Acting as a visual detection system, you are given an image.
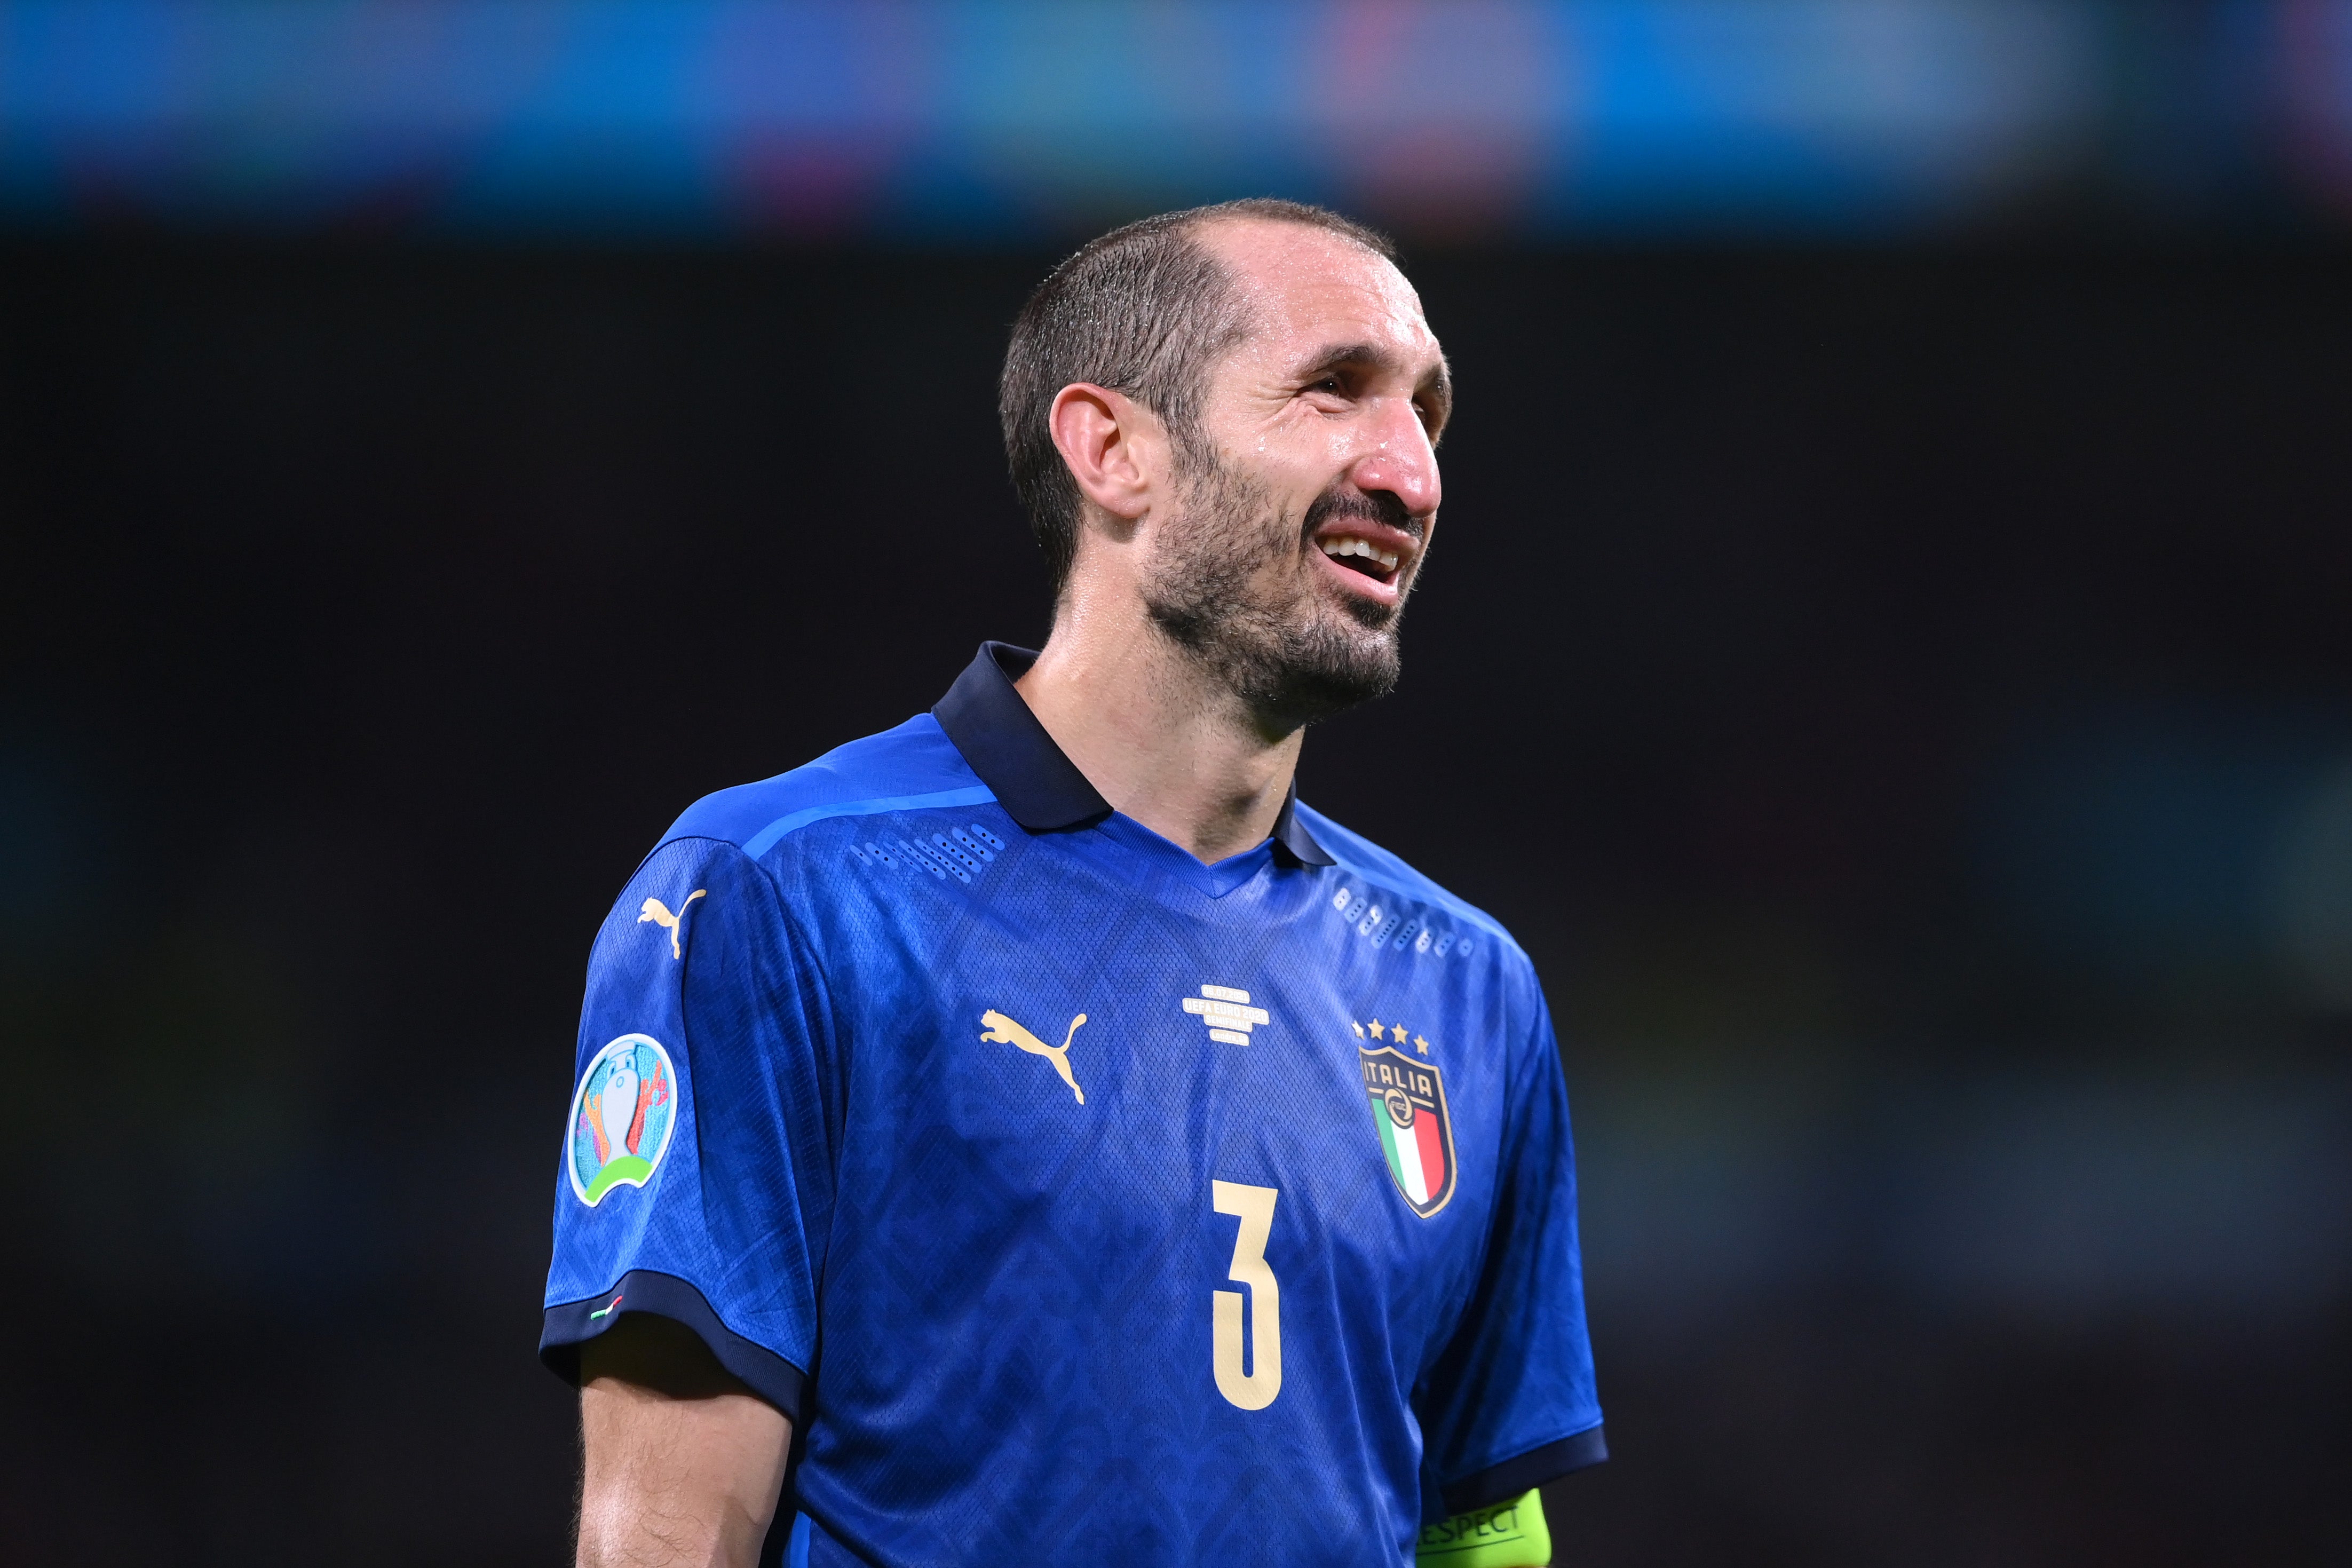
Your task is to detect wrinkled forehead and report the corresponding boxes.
[1196,219,1439,368]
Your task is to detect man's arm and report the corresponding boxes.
[577,1314,793,1568]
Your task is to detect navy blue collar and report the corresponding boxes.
[933,643,1333,868]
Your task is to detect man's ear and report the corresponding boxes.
[1049,383,1162,523]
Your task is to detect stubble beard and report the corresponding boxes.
[1140,449,1413,731]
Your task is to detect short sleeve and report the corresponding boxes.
[538,836,829,1420]
[1417,991,1606,1516]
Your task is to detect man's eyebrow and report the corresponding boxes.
[1297,342,1454,415]
[1296,340,1399,378]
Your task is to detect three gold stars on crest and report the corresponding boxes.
[1352,1017,1432,1056]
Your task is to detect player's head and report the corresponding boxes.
[1001,198,1450,727]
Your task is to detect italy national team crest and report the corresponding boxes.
[1360,1045,1456,1216]
[568,1034,678,1206]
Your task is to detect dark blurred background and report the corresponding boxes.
[4,3,2352,1564]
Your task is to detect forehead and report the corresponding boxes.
[1196,219,1439,368]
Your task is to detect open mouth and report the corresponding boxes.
[1316,531,1407,588]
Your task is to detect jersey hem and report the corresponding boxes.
[1440,1423,1609,1515]
[540,1269,809,1421]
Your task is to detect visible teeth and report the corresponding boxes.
[1319,536,1390,564]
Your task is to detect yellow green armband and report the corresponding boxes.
[1416,1488,1550,1567]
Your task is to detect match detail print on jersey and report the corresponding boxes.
[979,1008,1088,1104]
[568,1034,678,1206]
[1181,983,1271,1045]
[1361,1045,1458,1216]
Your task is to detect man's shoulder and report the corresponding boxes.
[656,712,991,864]
[1294,802,1530,971]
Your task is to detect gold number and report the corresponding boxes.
[1211,1179,1282,1410]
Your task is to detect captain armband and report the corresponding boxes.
[1417,1488,1550,1568]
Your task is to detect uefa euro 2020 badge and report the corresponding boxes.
[568,1034,678,1206]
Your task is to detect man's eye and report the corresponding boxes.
[1310,377,1343,394]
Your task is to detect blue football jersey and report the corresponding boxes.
[542,644,1604,1567]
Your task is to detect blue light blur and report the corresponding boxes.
[2,0,2347,238]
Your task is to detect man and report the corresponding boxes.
[542,199,1604,1568]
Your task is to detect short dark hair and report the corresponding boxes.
[1000,199,1398,598]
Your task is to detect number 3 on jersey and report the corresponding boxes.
[1211,1181,1282,1410]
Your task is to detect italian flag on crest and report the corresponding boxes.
[1361,1046,1457,1216]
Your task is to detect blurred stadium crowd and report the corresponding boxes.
[0,1,2350,239]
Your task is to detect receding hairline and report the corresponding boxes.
[1179,214,1447,415]
[1176,213,1431,343]
[1183,206,1393,248]
[1179,209,1409,291]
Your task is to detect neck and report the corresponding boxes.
[1016,607,1301,866]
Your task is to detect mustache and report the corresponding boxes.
[1302,487,1421,542]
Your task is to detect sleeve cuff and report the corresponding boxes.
[540,1269,808,1422]
[1440,1424,1609,1515]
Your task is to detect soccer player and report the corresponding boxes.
[543,199,1603,1568]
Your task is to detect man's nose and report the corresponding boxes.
[1349,405,1442,520]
